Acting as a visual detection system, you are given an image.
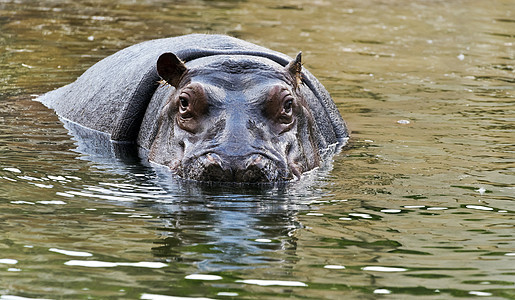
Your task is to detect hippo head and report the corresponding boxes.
[148,53,322,183]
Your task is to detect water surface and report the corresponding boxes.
[1,0,514,299]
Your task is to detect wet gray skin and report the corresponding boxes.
[149,54,320,182]
[38,35,349,183]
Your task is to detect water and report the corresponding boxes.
[1,0,514,299]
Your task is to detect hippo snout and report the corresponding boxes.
[181,153,292,183]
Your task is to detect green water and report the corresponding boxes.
[0,0,514,299]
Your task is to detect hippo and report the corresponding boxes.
[39,34,349,183]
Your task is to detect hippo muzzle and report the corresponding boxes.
[181,152,290,183]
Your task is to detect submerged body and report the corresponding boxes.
[39,34,348,182]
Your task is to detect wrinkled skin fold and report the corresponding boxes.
[38,34,349,183]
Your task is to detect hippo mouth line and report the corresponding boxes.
[178,152,292,183]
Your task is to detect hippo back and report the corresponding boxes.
[39,34,348,148]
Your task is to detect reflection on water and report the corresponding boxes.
[1,0,514,299]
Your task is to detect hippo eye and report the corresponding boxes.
[179,95,189,109]
[178,93,191,115]
[174,83,208,134]
[283,98,293,114]
[265,86,296,131]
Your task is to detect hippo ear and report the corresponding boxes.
[285,52,302,86]
[157,52,187,88]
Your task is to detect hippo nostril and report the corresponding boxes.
[206,153,216,163]
[196,153,232,182]
[236,154,276,183]
[253,155,262,164]
[244,154,263,169]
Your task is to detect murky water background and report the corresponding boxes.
[1,0,514,299]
